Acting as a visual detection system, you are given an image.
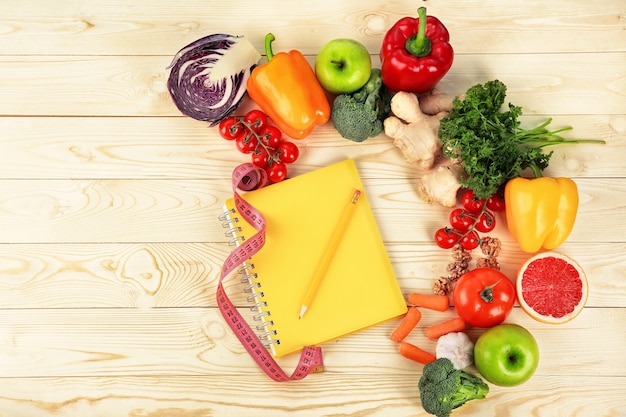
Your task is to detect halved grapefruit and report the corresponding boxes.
[516,251,588,324]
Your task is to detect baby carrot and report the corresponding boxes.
[390,307,422,342]
[399,342,436,365]
[407,292,450,312]
[425,317,466,340]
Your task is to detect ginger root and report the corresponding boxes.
[419,88,461,116]
[384,89,464,207]
[417,162,464,207]
[384,91,447,170]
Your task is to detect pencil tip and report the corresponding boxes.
[298,305,307,320]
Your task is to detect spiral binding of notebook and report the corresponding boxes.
[219,207,280,356]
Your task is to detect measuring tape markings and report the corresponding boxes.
[216,163,324,382]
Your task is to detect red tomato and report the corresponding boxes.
[266,162,287,183]
[218,117,245,140]
[260,125,282,148]
[244,109,268,133]
[486,192,505,212]
[235,133,258,154]
[453,268,516,328]
[434,227,460,249]
[449,208,475,232]
[278,141,299,164]
[461,189,485,214]
[460,230,480,250]
[475,211,496,233]
[251,149,270,168]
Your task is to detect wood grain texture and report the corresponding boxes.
[2,0,624,55]
[0,115,623,180]
[0,242,624,308]
[0,0,624,415]
[0,307,623,378]
[0,53,624,117]
[0,177,624,244]
[0,374,622,417]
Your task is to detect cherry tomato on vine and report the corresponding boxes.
[218,117,245,140]
[475,211,496,233]
[266,162,287,183]
[278,141,299,164]
[251,149,270,168]
[260,125,282,148]
[453,267,516,328]
[460,230,480,250]
[486,192,505,212]
[244,110,268,133]
[235,134,258,154]
[434,227,460,249]
[449,208,475,232]
[461,189,485,214]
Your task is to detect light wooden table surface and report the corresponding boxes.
[1,1,625,416]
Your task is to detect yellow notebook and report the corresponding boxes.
[221,159,407,357]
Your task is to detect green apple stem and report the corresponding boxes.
[405,7,432,58]
[264,33,276,61]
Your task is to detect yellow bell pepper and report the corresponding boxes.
[504,177,579,253]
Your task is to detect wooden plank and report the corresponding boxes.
[0,242,623,309]
[0,307,622,379]
[0,243,221,309]
[0,374,623,417]
[1,0,623,55]
[0,178,222,243]
[0,55,174,117]
[0,114,621,180]
[0,177,623,244]
[0,53,624,117]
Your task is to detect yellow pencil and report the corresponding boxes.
[298,189,361,319]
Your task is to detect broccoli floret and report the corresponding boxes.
[330,68,392,142]
[418,358,489,417]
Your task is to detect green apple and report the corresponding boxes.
[315,39,372,94]
[474,324,539,387]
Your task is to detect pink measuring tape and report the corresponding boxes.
[216,163,324,382]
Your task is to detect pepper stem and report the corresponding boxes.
[405,7,432,58]
[264,33,276,61]
[479,279,502,303]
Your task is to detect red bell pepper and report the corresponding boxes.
[380,7,453,94]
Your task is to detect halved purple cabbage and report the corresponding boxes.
[167,34,261,126]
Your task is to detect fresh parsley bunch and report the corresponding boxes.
[439,79,599,199]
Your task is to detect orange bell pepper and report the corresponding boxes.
[504,177,579,253]
[246,33,330,139]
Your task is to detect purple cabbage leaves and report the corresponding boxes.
[167,34,261,125]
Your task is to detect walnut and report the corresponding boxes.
[476,256,500,270]
[432,245,473,295]
[480,236,502,257]
[432,237,502,295]
[433,276,453,296]
[451,244,472,264]
[447,245,471,279]
[447,262,468,281]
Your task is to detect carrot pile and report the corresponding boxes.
[390,292,466,364]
